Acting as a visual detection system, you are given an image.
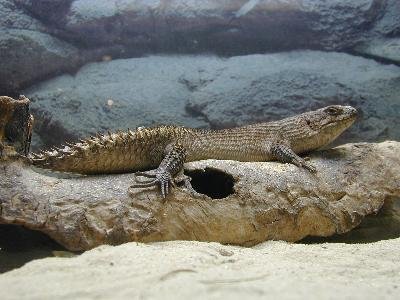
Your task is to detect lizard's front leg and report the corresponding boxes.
[130,143,187,198]
[269,143,316,173]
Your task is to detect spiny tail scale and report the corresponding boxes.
[30,128,172,174]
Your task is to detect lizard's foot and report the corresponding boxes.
[131,168,175,198]
[130,169,198,198]
[270,143,317,173]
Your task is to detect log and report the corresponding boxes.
[1,141,399,251]
[0,95,33,158]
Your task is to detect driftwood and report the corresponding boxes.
[0,96,399,251]
[0,96,33,158]
[0,142,399,251]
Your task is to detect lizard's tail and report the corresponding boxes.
[30,131,134,174]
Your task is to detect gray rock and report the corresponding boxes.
[301,0,385,50]
[0,0,80,94]
[2,0,400,96]
[185,51,400,144]
[0,0,123,94]
[61,0,388,53]
[355,38,400,64]
[25,56,216,148]
[371,0,400,36]
[0,28,81,94]
[13,0,399,57]
[0,0,45,31]
[13,0,74,25]
[25,51,400,148]
[353,0,400,64]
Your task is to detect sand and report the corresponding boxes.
[0,238,399,300]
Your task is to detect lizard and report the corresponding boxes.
[30,105,357,198]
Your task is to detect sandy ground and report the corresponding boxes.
[0,238,399,300]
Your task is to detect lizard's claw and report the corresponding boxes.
[131,168,174,198]
[291,156,317,173]
[134,171,156,179]
[301,161,317,173]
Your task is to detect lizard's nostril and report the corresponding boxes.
[184,167,235,199]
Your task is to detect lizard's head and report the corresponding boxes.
[303,105,358,146]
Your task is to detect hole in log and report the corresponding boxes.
[185,167,235,199]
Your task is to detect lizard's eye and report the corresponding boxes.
[324,106,342,116]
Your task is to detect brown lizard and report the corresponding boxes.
[31,105,357,198]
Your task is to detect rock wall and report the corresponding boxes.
[24,52,400,149]
[1,0,399,95]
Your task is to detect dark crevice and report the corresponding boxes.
[345,48,400,67]
[0,224,68,273]
[185,167,235,199]
[30,108,78,150]
[300,197,400,244]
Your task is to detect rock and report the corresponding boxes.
[353,0,400,65]
[0,28,80,95]
[0,239,399,299]
[13,0,74,25]
[370,0,400,36]
[25,56,216,148]
[12,0,397,55]
[25,52,400,149]
[186,51,400,144]
[300,0,385,50]
[64,0,388,52]
[0,0,122,94]
[61,0,386,53]
[0,141,399,251]
[0,0,45,93]
[2,0,399,95]
[355,38,400,64]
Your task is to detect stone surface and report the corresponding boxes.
[0,29,79,95]
[25,56,214,148]
[25,52,400,149]
[0,141,399,251]
[0,0,122,95]
[1,239,400,299]
[371,0,400,36]
[0,0,86,94]
[2,0,399,94]
[61,0,388,53]
[186,51,400,144]
[355,38,400,63]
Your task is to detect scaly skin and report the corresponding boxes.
[31,105,358,197]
